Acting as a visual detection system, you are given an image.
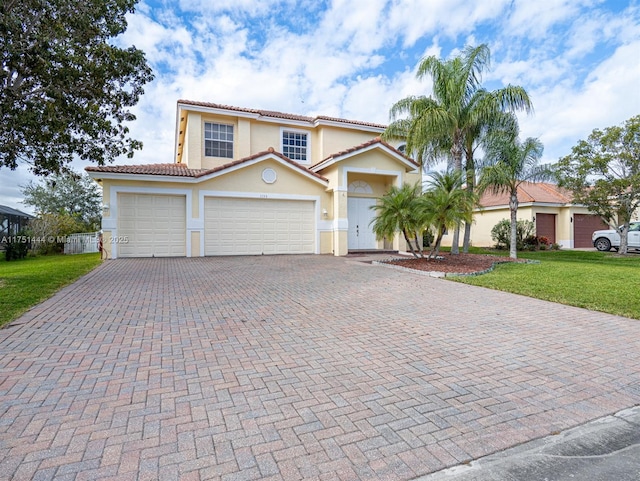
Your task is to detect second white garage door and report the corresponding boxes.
[117,193,186,257]
[204,197,315,255]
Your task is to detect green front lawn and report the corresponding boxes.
[0,253,102,327]
[452,248,640,319]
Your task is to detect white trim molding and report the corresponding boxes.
[280,126,312,165]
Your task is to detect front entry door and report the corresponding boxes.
[348,197,377,250]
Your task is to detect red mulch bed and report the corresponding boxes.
[385,252,524,275]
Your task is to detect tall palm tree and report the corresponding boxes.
[478,135,552,259]
[370,183,426,258]
[461,111,520,252]
[421,171,476,259]
[383,44,533,254]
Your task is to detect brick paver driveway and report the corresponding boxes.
[1,256,639,481]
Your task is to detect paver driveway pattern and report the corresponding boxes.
[0,256,638,481]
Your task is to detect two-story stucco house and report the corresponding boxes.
[86,100,420,258]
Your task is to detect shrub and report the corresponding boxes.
[28,213,84,255]
[491,219,535,250]
[4,232,29,261]
[422,229,434,248]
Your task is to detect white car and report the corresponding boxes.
[592,221,640,251]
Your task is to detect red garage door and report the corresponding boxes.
[536,214,556,244]
[574,214,608,248]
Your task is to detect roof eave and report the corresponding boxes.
[312,142,418,172]
[85,171,200,183]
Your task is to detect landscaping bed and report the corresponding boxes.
[384,252,525,275]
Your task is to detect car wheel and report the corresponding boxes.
[594,237,612,251]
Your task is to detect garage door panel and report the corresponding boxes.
[574,214,608,248]
[118,193,186,258]
[204,197,315,256]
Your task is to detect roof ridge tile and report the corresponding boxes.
[177,99,387,129]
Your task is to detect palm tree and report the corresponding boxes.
[461,111,520,252]
[478,135,552,259]
[370,183,426,258]
[383,44,533,254]
[421,171,476,258]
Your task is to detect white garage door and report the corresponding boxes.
[117,193,186,257]
[204,197,315,255]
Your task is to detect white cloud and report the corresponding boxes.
[518,39,640,163]
[503,0,598,39]
[388,0,510,46]
[2,0,638,207]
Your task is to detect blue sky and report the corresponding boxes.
[2,0,639,211]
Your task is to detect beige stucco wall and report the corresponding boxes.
[182,107,387,171]
[316,150,420,255]
[318,126,383,159]
[185,112,202,169]
[97,157,334,258]
[456,206,536,248]
[103,104,423,258]
[248,122,284,158]
[440,204,604,249]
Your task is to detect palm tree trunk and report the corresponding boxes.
[450,136,464,255]
[430,226,447,258]
[403,230,420,258]
[463,223,471,253]
[462,164,475,253]
[509,193,518,259]
[451,225,460,254]
[413,232,424,258]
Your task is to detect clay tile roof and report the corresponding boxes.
[85,152,328,182]
[177,100,387,130]
[480,182,574,207]
[314,115,387,129]
[312,137,418,168]
[192,149,328,181]
[85,163,202,177]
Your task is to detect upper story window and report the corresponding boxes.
[204,122,233,158]
[282,129,309,163]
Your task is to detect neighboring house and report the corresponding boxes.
[0,205,34,249]
[86,100,420,258]
[443,182,608,249]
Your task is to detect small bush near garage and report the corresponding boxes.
[491,219,535,250]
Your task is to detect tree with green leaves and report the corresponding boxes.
[479,135,551,259]
[370,183,426,258]
[21,172,102,230]
[382,44,532,254]
[1,0,153,175]
[555,115,640,255]
[421,170,476,258]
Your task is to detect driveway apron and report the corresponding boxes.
[0,256,638,481]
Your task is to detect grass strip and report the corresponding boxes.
[452,249,640,319]
[0,253,102,327]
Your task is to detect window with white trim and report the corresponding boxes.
[282,130,309,162]
[204,122,234,158]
